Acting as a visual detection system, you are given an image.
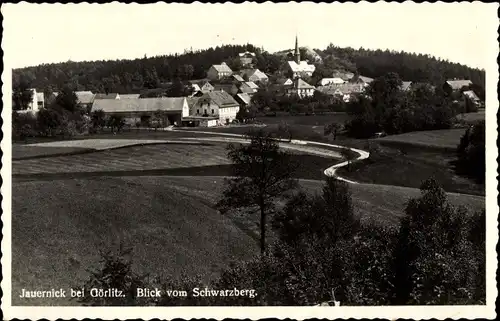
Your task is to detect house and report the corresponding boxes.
[95,93,120,100]
[238,81,259,95]
[75,91,96,109]
[276,78,293,86]
[332,71,355,82]
[285,78,316,98]
[91,97,189,126]
[240,68,269,83]
[358,76,374,86]
[443,79,473,95]
[239,51,256,67]
[286,36,316,78]
[287,61,316,79]
[189,91,240,125]
[207,62,233,80]
[463,90,482,108]
[190,80,214,93]
[232,74,245,82]
[235,93,252,109]
[317,83,365,102]
[400,81,413,91]
[120,94,141,99]
[318,78,345,86]
[23,88,43,112]
[213,83,239,96]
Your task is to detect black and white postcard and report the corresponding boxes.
[1,2,498,319]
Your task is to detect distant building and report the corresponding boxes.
[75,91,96,109]
[285,78,315,98]
[286,36,316,78]
[238,51,256,67]
[232,74,245,82]
[443,79,473,95]
[213,83,239,96]
[235,93,252,109]
[463,90,482,108]
[276,78,293,86]
[189,91,240,125]
[318,77,345,86]
[317,83,365,102]
[189,80,214,95]
[240,68,269,83]
[91,97,189,126]
[332,71,355,82]
[400,81,413,91]
[207,62,233,80]
[357,76,374,86]
[23,88,43,112]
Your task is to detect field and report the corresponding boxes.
[455,110,485,124]
[375,129,467,151]
[255,113,352,126]
[12,175,485,306]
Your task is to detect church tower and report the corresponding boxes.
[294,35,300,64]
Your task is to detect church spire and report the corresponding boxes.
[295,34,300,64]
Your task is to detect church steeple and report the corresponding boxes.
[294,34,300,64]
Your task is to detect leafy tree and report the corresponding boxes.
[216,129,299,255]
[36,107,64,136]
[324,122,342,140]
[91,109,106,132]
[340,147,356,170]
[391,178,482,304]
[54,85,79,113]
[108,115,125,133]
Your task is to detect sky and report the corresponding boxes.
[2,2,498,70]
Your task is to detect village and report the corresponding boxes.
[18,36,483,130]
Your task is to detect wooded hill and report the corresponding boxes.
[13,43,485,95]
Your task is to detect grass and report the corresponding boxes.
[11,176,259,306]
[12,145,95,160]
[12,175,485,306]
[455,110,485,125]
[337,144,484,196]
[255,113,352,126]
[375,129,467,151]
[13,142,341,181]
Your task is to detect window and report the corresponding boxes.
[212,109,214,114]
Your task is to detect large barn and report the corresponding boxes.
[91,97,189,126]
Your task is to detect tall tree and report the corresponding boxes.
[12,78,33,111]
[216,129,299,255]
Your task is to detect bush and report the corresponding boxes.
[76,244,153,306]
[391,178,484,304]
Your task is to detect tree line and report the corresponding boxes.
[13,43,484,96]
[76,129,485,306]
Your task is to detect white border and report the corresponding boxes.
[1,2,498,319]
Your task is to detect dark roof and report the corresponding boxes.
[95,93,119,100]
[235,93,252,105]
[201,91,239,108]
[213,84,235,94]
[92,97,186,113]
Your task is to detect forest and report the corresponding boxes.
[13,43,485,96]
